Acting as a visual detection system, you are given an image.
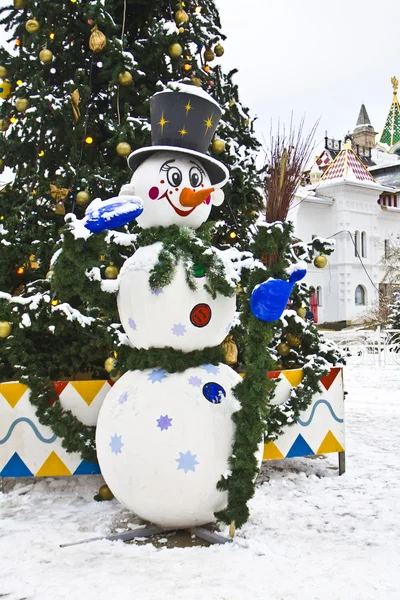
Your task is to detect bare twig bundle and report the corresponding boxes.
[264,117,318,223]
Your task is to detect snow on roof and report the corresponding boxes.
[321,142,377,184]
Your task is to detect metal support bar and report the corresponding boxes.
[338,451,346,475]
[189,526,233,545]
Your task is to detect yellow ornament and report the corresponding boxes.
[0,321,12,338]
[0,80,12,99]
[105,262,119,279]
[98,484,114,501]
[46,269,54,279]
[104,357,116,373]
[297,306,307,319]
[116,142,131,156]
[214,44,225,57]
[75,190,90,206]
[0,66,8,78]
[204,48,215,62]
[25,19,40,33]
[0,159,4,173]
[175,9,189,24]
[0,119,10,132]
[15,98,29,112]
[314,254,328,269]
[178,26,185,34]
[277,342,290,357]
[13,0,25,9]
[191,77,201,87]
[286,333,301,348]
[39,49,53,64]
[222,335,238,365]
[89,26,107,53]
[70,88,80,122]
[212,139,225,154]
[49,184,69,202]
[169,43,183,58]
[118,71,133,86]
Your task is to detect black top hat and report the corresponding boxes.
[128,83,229,186]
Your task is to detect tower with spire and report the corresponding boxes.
[377,76,400,154]
[351,104,378,154]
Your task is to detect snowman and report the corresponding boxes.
[91,84,305,530]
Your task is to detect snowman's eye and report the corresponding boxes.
[166,167,182,187]
[189,166,203,188]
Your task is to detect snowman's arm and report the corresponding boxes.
[83,195,144,234]
[250,268,307,322]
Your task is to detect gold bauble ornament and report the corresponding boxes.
[39,49,53,64]
[222,335,238,365]
[25,19,40,33]
[118,71,133,86]
[104,357,116,373]
[286,333,301,348]
[0,321,12,338]
[191,77,201,87]
[0,66,8,78]
[89,26,107,53]
[204,48,215,62]
[0,80,12,99]
[0,119,10,132]
[314,254,328,269]
[212,138,225,154]
[175,9,189,24]
[169,43,183,58]
[116,142,131,157]
[0,159,4,173]
[15,98,29,112]
[297,306,307,319]
[178,26,185,34]
[214,43,225,57]
[105,261,119,279]
[98,484,114,501]
[75,190,90,206]
[13,0,25,9]
[277,342,290,357]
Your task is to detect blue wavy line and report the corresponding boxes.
[297,400,343,427]
[0,418,57,444]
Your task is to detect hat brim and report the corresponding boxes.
[127,146,229,187]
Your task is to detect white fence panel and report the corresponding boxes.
[323,328,400,367]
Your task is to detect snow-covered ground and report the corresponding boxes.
[1,365,399,600]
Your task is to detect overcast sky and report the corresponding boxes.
[216,0,400,152]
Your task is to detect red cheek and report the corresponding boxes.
[204,195,211,205]
[148,186,159,200]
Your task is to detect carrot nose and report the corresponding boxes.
[179,187,215,208]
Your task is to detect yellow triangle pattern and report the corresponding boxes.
[70,380,106,406]
[35,451,72,477]
[263,441,285,460]
[316,430,344,454]
[282,369,303,388]
[0,383,29,408]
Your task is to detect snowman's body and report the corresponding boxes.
[95,127,247,526]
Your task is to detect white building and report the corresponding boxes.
[291,78,400,327]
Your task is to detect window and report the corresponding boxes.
[355,285,366,306]
[316,286,322,306]
[361,232,367,258]
[354,231,359,257]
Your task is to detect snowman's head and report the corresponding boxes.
[130,151,226,230]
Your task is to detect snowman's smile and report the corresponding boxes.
[158,190,197,217]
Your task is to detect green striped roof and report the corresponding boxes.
[379,92,400,150]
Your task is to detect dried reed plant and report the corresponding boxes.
[264,117,318,223]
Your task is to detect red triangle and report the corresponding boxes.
[320,367,341,391]
[267,371,281,380]
[50,381,69,406]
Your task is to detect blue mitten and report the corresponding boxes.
[250,267,307,322]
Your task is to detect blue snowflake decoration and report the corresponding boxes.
[118,391,128,405]
[128,317,137,331]
[203,382,226,404]
[147,369,168,384]
[109,434,124,455]
[157,415,173,431]
[151,288,163,297]
[188,376,202,387]
[172,323,187,337]
[201,364,220,375]
[176,450,199,474]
